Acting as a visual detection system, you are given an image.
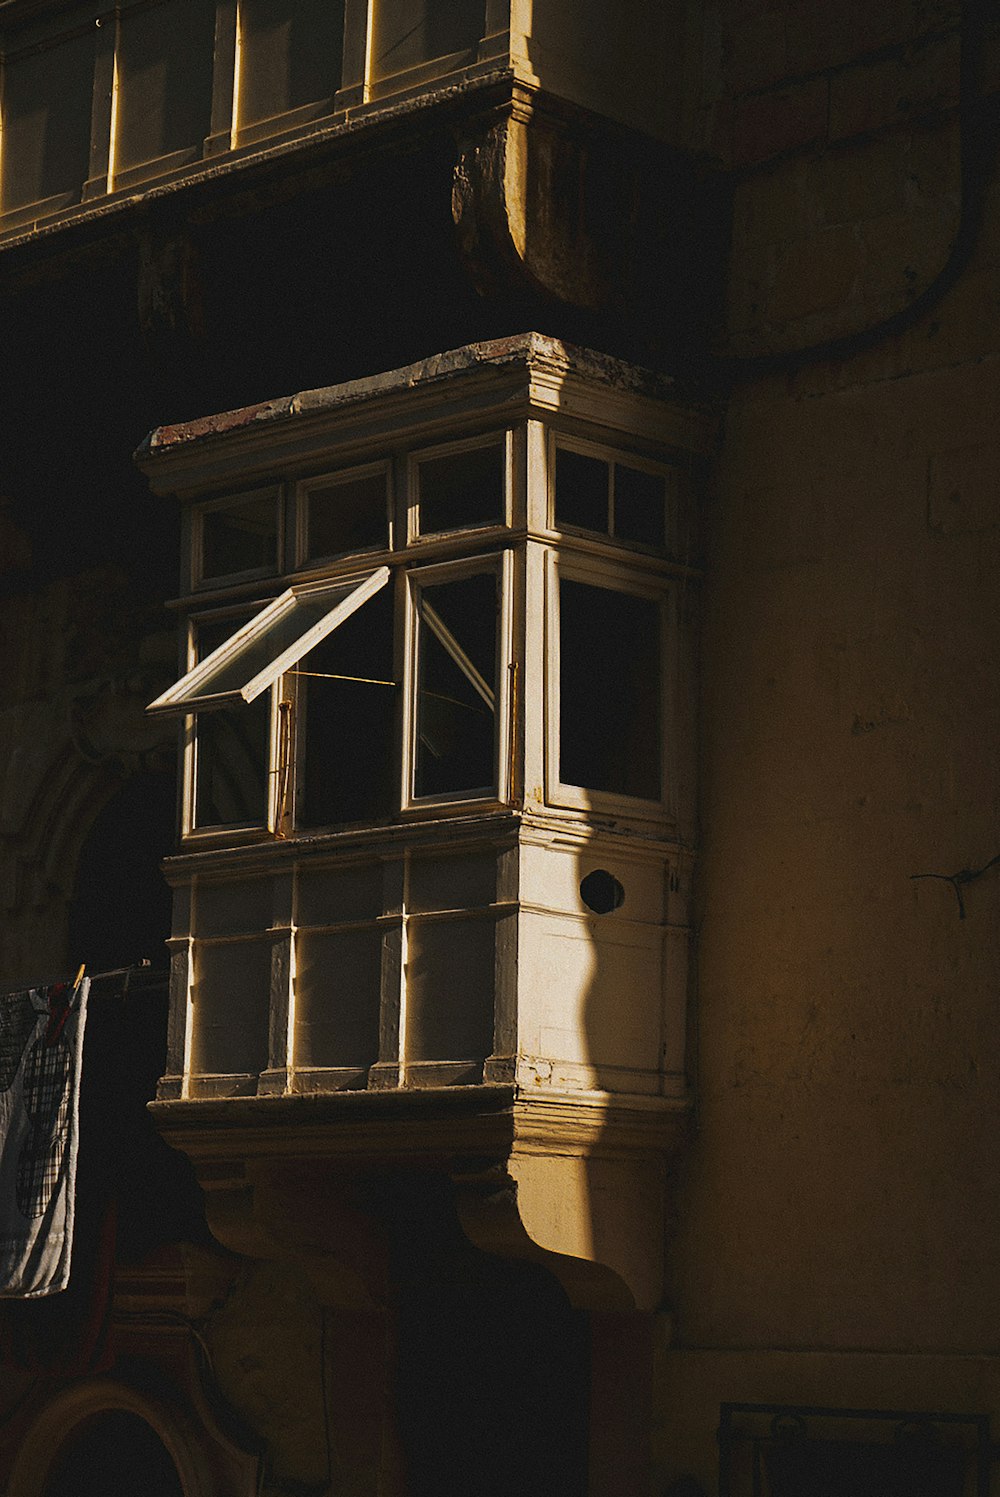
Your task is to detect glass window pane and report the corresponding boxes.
[202,492,279,579]
[558,578,660,800]
[194,594,336,698]
[194,708,270,824]
[193,615,269,826]
[370,0,485,82]
[115,0,215,171]
[0,30,94,214]
[414,570,497,799]
[613,463,666,547]
[300,585,396,826]
[238,0,344,125]
[555,447,609,535]
[306,469,387,561]
[418,441,503,535]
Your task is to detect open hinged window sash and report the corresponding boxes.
[147,566,391,716]
[419,598,496,711]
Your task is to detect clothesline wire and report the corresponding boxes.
[0,960,163,1002]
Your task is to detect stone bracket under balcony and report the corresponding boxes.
[149,1085,689,1313]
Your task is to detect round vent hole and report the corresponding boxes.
[580,870,624,915]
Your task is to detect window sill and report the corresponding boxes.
[167,806,520,880]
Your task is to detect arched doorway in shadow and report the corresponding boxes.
[383,1174,591,1497]
[6,1374,251,1497]
[43,1410,184,1497]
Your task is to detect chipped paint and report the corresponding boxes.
[137,332,692,464]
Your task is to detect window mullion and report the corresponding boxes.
[399,567,418,811]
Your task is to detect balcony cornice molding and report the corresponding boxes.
[150,1082,690,1311]
[149,1083,518,1167]
[135,332,716,497]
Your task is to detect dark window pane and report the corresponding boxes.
[371,0,485,80]
[555,448,609,535]
[614,463,666,547]
[0,30,94,214]
[306,469,387,561]
[116,0,215,170]
[415,571,497,799]
[559,578,660,800]
[418,442,503,535]
[766,1435,966,1497]
[202,493,278,579]
[193,615,269,826]
[238,0,344,125]
[194,701,270,825]
[300,586,396,825]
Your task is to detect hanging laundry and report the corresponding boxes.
[0,977,90,1297]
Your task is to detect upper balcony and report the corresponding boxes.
[0,0,684,247]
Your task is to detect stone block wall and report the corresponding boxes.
[654,0,1000,1489]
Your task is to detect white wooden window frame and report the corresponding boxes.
[548,431,675,552]
[402,549,513,812]
[159,551,513,836]
[294,458,393,569]
[543,547,671,822]
[192,484,283,589]
[407,430,512,545]
[180,602,280,839]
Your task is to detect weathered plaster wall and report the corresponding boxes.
[510,0,689,142]
[656,0,1000,1488]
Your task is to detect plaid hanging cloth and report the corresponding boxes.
[0,976,90,1297]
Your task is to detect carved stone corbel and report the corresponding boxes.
[456,1093,689,1311]
[452,87,718,361]
[452,91,610,311]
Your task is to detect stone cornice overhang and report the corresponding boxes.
[149,1084,690,1309]
[135,331,718,498]
[149,1084,688,1169]
[149,1084,518,1170]
[0,65,516,280]
[0,66,675,281]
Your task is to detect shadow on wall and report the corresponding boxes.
[376,1173,591,1497]
[66,770,176,975]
